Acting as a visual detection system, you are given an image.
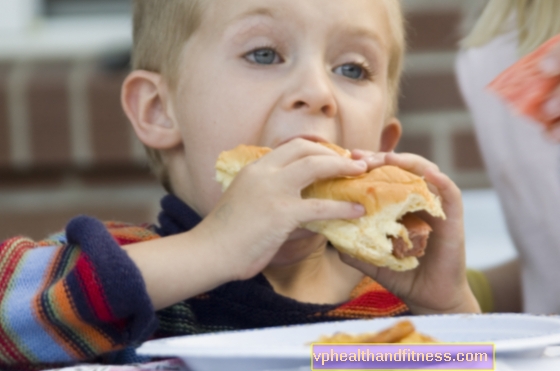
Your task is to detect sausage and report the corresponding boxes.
[391,214,432,259]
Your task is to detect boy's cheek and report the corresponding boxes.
[174,173,224,218]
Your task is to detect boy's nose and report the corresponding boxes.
[282,68,338,118]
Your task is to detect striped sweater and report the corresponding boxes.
[0,194,409,370]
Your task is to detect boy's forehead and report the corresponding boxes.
[200,0,394,47]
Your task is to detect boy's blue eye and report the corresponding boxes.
[334,63,367,80]
[246,48,280,65]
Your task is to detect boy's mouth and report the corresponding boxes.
[275,135,330,148]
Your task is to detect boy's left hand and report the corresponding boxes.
[341,150,481,315]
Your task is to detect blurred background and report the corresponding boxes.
[0,0,516,269]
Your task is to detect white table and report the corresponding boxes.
[260,355,560,371]
[462,189,518,270]
[496,357,560,371]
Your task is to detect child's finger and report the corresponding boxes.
[351,149,378,159]
[351,149,371,158]
[385,152,442,196]
[283,155,368,190]
[424,167,463,229]
[384,152,439,178]
[351,150,387,170]
[299,199,365,224]
[337,252,403,292]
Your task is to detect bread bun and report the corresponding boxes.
[215,144,445,271]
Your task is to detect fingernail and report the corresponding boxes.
[541,57,560,75]
[353,204,366,213]
[354,160,367,168]
[368,153,385,162]
[544,97,560,119]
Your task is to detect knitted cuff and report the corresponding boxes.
[466,268,494,313]
[66,216,158,346]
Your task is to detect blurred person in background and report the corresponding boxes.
[457,0,560,314]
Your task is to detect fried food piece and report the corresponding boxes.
[398,330,438,344]
[317,320,436,344]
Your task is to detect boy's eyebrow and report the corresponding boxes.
[344,27,386,50]
[230,7,278,23]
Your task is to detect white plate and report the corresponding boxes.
[137,314,560,371]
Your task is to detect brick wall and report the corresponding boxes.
[0,0,488,240]
[0,60,165,240]
[398,0,488,189]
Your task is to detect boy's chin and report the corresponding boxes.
[267,229,328,267]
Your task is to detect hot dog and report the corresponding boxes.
[215,144,445,271]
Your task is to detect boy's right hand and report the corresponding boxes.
[195,139,369,281]
[342,151,480,315]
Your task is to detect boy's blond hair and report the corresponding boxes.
[462,0,560,56]
[132,0,406,191]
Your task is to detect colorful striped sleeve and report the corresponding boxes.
[0,216,159,370]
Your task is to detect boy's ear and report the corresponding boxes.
[380,117,402,152]
[121,70,182,150]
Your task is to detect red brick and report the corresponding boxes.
[0,166,157,191]
[399,73,465,112]
[28,62,72,167]
[0,63,12,169]
[406,11,462,52]
[396,133,433,162]
[88,69,133,165]
[0,206,157,241]
[80,165,158,187]
[0,168,68,191]
[452,130,485,171]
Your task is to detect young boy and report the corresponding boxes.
[0,0,480,369]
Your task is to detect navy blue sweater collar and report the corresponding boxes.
[155,194,203,237]
[152,193,408,333]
